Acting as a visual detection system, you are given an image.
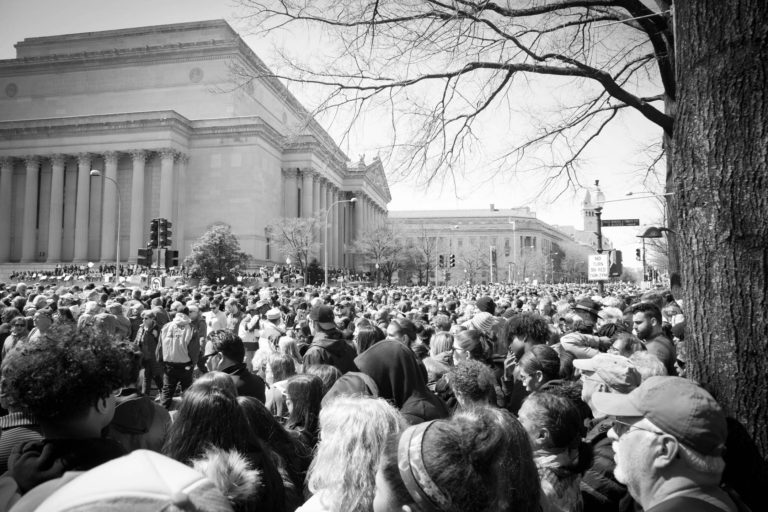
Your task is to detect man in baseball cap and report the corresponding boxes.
[593,376,736,512]
[573,354,641,511]
[303,305,357,374]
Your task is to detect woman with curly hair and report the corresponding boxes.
[163,372,286,512]
[298,396,405,512]
[373,405,540,512]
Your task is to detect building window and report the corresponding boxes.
[504,238,510,257]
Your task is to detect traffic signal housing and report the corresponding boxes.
[636,248,641,261]
[137,248,153,267]
[159,219,172,247]
[149,219,160,247]
[165,249,179,269]
[449,254,456,267]
[439,254,445,268]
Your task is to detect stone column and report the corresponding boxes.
[128,150,146,263]
[176,154,188,256]
[354,193,364,241]
[0,158,14,262]
[324,183,333,269]
[301,170,314,218]
[100,151,119,261]
[332,189,341,267]
[20,157,40,262]
[46,154,65,262]
[73,153,92,262]
[283,169,299,218]
[159,149,175,221]
[312,173,321,217]
[62,159,77,261]
[318,178,328,247]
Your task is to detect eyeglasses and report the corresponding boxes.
[612,419,665,439]
[11,323,26,328]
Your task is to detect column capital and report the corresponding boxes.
[282,168,300,179]
[0,156,15,167]
[50,154,66,167]
[158,148,177,160]
[129,149,147,163]
[302,169,317,180]
[23,155,39,167]
[177,153,190,165]
[77,153,92,166]
[103,151,119,166]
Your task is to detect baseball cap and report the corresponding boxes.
[573,353,641,393]
[30,450,232,511]
[592,376,727,455]
[309,305,336,329]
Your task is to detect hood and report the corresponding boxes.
[321,371,379,407]
[111,394,156,435]
[173,312,191,326]
[355,340,429,408]
[310,330,347,355]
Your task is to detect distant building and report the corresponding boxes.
[0,20,389,268]
[389,204,608,284]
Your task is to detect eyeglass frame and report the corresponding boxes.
[612,419,666,439]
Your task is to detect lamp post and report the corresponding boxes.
[325,197,356,287]
[548,251,559,284]
[90,170,121,285]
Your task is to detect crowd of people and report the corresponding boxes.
[0,278,763,511]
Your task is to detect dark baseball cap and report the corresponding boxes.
[309,305,336,329]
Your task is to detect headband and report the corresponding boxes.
[397,421,451,512]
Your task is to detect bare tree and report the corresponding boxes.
[240,0,768,457]
[353,224,406,285]
[458,244,489,285]
[266,216,320,282]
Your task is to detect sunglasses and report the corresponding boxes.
[612,419,665,438]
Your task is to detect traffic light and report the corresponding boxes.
[438,254,445,268]
[149,219,160,247]
[609,250,623,277]
[450,254,456,267]
[159,219,172,247]
[636,248,641,261]
[137,248,153,267]
[165,249,179,269]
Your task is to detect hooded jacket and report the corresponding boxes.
[107,390,171,453]
[157,312,197,364]
[302,329,357,374]
[355,340,448,424]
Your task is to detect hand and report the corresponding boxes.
[8,441,65,494]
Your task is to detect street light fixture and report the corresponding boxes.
[637,226,676,283]
[90,170,121,285]
[325,197,356,286]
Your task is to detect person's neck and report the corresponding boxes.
[638,473,720,510]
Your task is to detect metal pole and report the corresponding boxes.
[595,206,604,294]
[91,171,121,285]
[325,198,355,287]
[642,237,647,284]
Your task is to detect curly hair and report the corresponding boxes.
[307,396,405,512]
[447,359,496,405]
[507,312,550,345]
[1,330,128,421]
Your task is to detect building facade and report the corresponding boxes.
[389,205,608,284]
[0,20,390,268]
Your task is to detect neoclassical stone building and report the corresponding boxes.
[0,20,390,268]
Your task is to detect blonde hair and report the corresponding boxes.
[629,352,668,381]
[306,396,405,512]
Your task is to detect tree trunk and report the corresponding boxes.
[672,0,768,459]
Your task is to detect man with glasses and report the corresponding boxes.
[2,318,29,360]
[573,353,642,512]
[593,376,736,512]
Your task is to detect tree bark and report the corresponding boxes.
[672,0,768,458]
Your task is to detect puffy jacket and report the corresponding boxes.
[157,313,197,364]
[302,329,357,374]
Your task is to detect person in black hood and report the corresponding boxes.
[203,330,266,403]
[355,340,448,425]
[302,305,357,374]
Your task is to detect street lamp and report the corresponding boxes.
[325,197,356,286]
[548,251,559,284]
[90,170,121,285]
[637,226,676,284]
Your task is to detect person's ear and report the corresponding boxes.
[534,370,544,384]
[95,397,111,414]
[402,505,418,512]
[653,435,679,468]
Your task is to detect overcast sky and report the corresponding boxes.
[0,0,670,266]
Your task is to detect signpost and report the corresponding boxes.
[601,218,640,227]
[588,254,610,281]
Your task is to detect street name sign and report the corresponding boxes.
[588,254,610,281]
[601,218,640,227]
